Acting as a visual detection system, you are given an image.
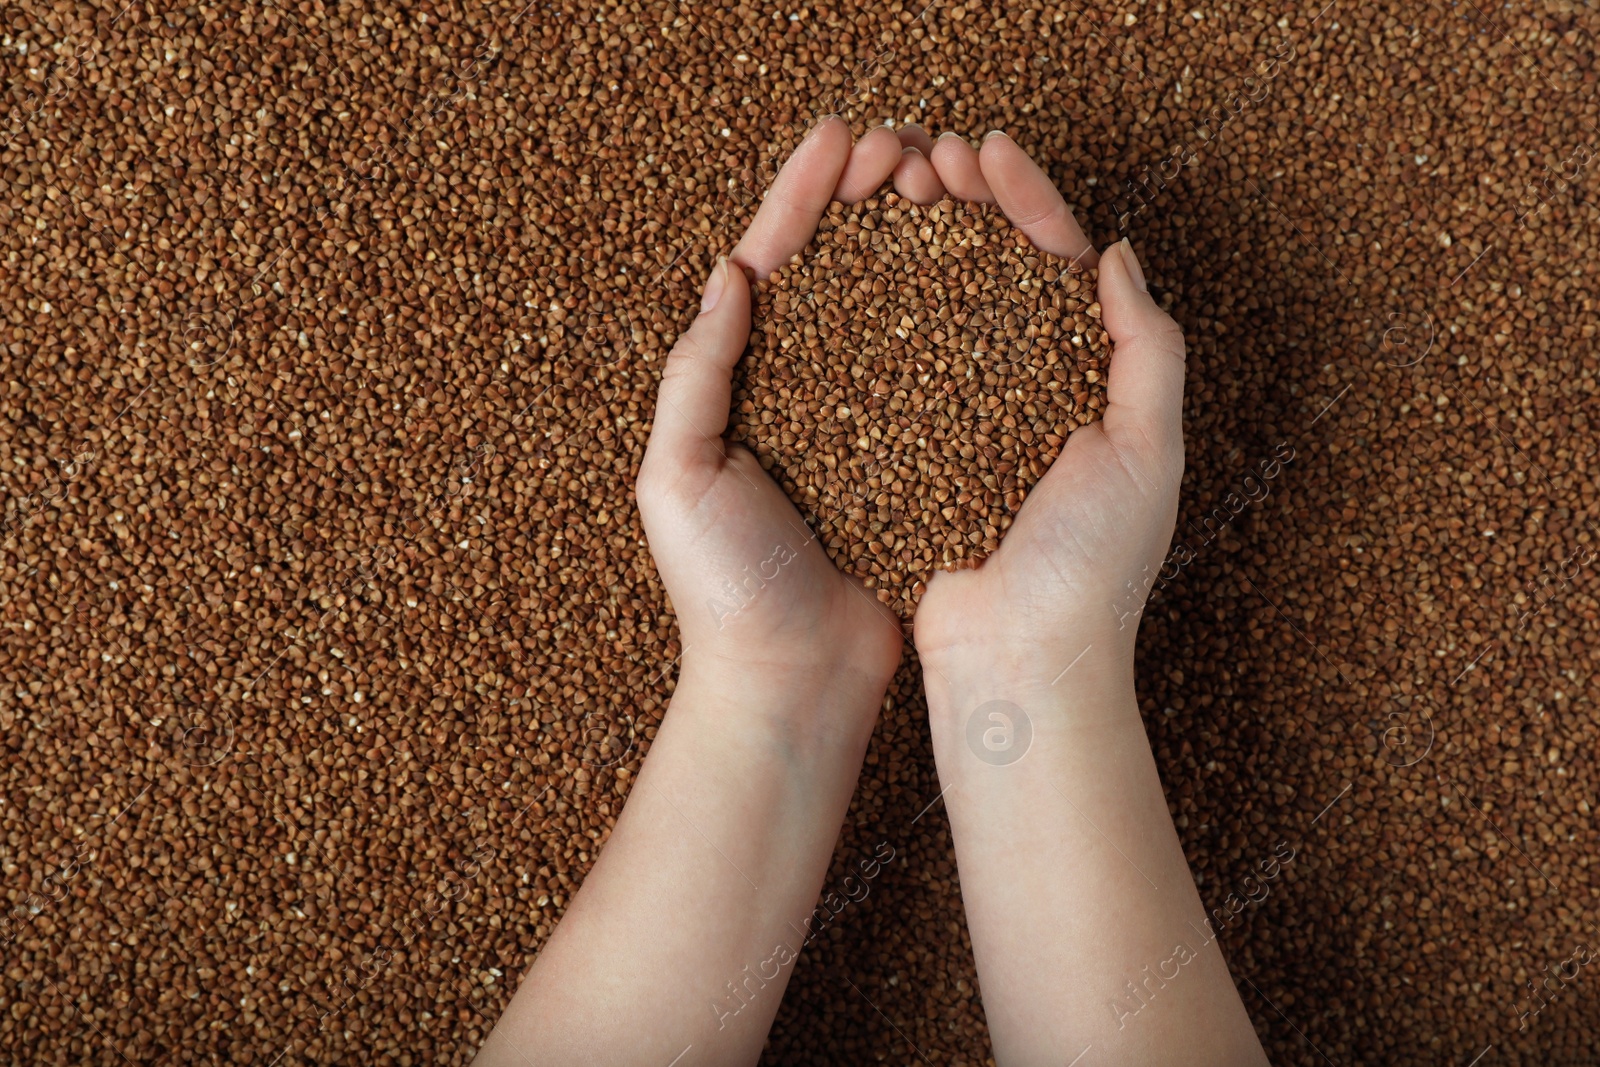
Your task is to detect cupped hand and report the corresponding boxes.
[637,117,909,683]
[908,133,1189,680]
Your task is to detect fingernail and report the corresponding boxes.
[700,256,728,314]
[982,129,1009,144]
[1121,238,1147,292]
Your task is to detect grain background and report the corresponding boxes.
[2,0,1598,1064]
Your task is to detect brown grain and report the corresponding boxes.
[732,192,1107,616]
[0,0,1597,1064]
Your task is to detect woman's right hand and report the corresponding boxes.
[906,132,1190,696]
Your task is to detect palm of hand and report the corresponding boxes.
[915,416,1183,670]
[640,119,1186,685]
[642,444,899,674]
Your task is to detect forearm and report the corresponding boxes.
[923,638,1267,1067]
[475,654,889,1067]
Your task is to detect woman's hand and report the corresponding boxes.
[898,133,1266,1067]
[910,133,1189,689]
[636,117,913,688]
[477,119,962,1067]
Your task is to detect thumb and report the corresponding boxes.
[1097,238,1187,456]
[645,257,752,469]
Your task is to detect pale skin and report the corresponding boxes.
[473,119,1269,1066]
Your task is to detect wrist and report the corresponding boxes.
[680,606,904,703]
[673,649,892,749]
[919,630,1140,735]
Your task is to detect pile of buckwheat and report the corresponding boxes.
[731,192,1109,616]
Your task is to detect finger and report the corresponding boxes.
[978,131,1098,268]
[929,133,995,203]
[835,123,903,202]
[645,258,751,469]
[895,122,935,156]
[893,147,946,203]
[1098,239,1186,451]
[730,116,852,278]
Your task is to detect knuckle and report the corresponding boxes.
[634,459,677,515]
[660,349,711,400]
[659,358,696,393]
[1012,199,1069,230]
[1152,319,1188,358]
[666,333,707,370]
